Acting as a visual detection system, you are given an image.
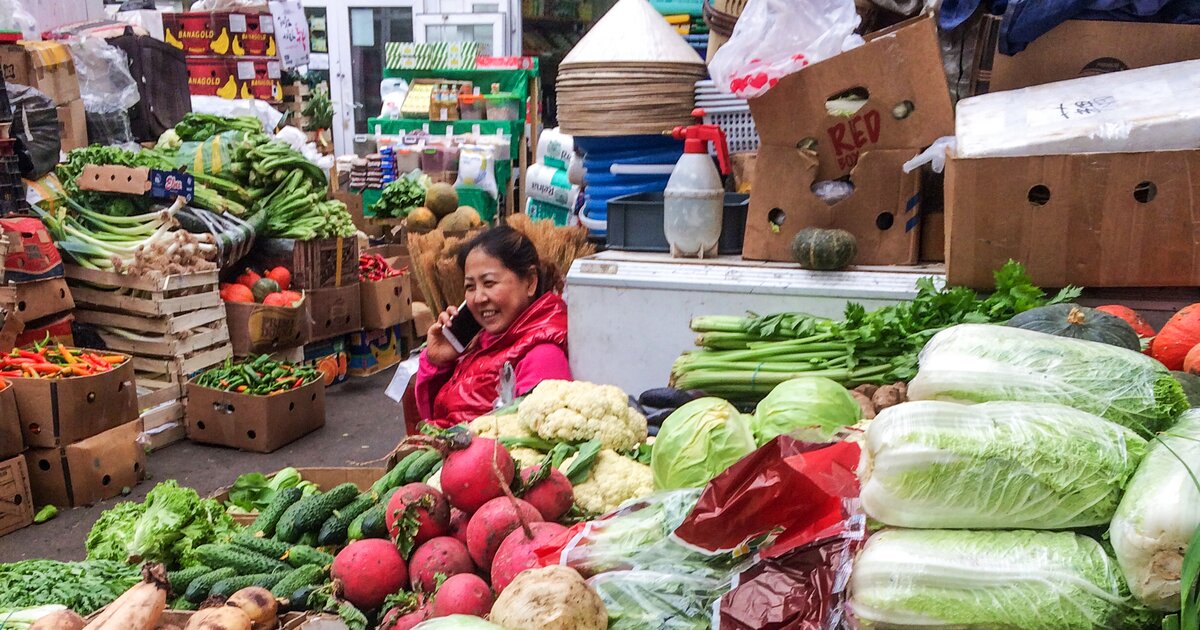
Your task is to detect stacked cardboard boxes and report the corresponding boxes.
[0,218,75,347]
[349,244,416,377]
[0,40,86,151]
[0,378,33,537]
[165,7,284,103]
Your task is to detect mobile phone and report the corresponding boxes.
[443,302,483,354]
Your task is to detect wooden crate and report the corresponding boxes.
[132,343,233,390]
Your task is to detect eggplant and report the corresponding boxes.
[639,387,701,409]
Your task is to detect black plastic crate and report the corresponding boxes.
[606,192,748,255]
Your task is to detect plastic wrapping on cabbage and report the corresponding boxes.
[412,616,504,629]
[588,570,723,630]
[651,398,758,489]
[908,324,1187,437]
[850,529,1160,629]
[751,376,861,445]
[860,401,1147,529]
[1110,409,1200,611]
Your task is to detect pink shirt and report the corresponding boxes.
[415,342,572,423]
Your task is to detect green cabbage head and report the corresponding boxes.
[751,376,861,445]
[850,529,1160,629]
[651,398,756,489]
[413,616,505,629]
[1110,409,1200,611]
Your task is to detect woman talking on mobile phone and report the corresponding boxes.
[414,225,572,428]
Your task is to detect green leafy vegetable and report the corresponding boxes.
[750,376,861,444]
[861,401,1147,529]
[651,398,756,489]
[849,529,1160,629]
[226,467,316,512]
[0,560,139,614]
[589,570,721,630]
[908,323,1188,438]
[374,172,432,218]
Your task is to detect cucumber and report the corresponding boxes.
[167,565,212,596]
[250,486,304,537]
[208,571,289,599]
[359,501,392,539]
[284,544,335,569]
[403,450,442,484]
[195,543,292,575]
[275,483,360,543]
[297,531,318,547]
[185,567,236,603]
[171,596,199,611]
[270,565,326,598]
[316,493,376,546]
[348,487,400,541]
[370,451,425,494]
[232,533,291,560]
[283,584,320,612]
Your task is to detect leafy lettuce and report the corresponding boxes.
[860,401,1147,529]
[226,467,316,513]
[850,529,1160,629]
[908,324,1188,437]
[651,398,756,489]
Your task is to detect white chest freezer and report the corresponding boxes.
[564,251,943,396]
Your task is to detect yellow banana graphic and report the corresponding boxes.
[217,76,237,99]
[232,35,245,56]
[240,83,252,99]
[211,28,230,55]
[164,29,183,49]
[266,38,276,57]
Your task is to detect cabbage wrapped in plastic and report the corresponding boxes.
[850,529,1159,629]
[908,324,1187,437]
[751,376,861,445]
[412,615,505,629]
[1110,409,1200,611]
[588,570,722,630]
[651,398,757,489]
[859,401,1147,529]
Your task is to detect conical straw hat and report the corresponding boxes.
[561,0,705,67]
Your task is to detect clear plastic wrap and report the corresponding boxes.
[849,529,1159,629]
[908,324,1188,438]
[860,400,1147,529]
[0,0,37,40]
[1110,409,1200,612]
[68,37,141,115]
[587,570,723,630]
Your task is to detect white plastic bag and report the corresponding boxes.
[455,144,499,199]
[902,136,956,174]
[709,0,864,99]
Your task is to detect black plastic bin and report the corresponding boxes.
[606,192,748,255]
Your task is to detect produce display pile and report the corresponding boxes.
[0,343,127,378]
[219,266,305,307]
[194,356,322,395]
[360,254,406,282]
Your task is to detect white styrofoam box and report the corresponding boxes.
[956,59,1200,158]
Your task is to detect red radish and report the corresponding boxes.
[408,536,475,593]
[236,269,261,289]
[266,266,292,291]
[1153,304,1200,370]
[518,466,574,521]
[431,573,494,618]
[379,605,429,630]
[1096,305,1156,338]
[331,539,408,610]
[465,497,543,570]
[441,437,516,513]
[448,508,470,545]
[387,483,451,550]
[490,521,568,593]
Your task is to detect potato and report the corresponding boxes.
[29,610,86,630]
[225,587,277,630]
[183,607,252,630]
[853,383,880,399]
[850,390,876,420]
[871,382,907,411]
[489,565,606,630]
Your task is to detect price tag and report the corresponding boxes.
[268,1,311,69]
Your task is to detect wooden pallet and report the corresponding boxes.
[97,324,229,358]
[133,343,233,390]
[66,266,222,318]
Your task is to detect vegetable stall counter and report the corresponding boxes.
[563,251,939,396]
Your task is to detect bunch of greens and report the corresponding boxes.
[173,113,263,142]
[672,261,1080,401]
[301,85,334,131]
[589,570,722,630]
[0,560,139,614]
[56,146,173,217]
[226,467,318,513]
[85,480,239,569]
[374,172,431,218]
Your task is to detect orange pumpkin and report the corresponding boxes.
[236,269,262,289]
[1151,304,1200,370]
[266,266,292,291]
[222,284,255,303]
[1185,344,1200,375]
[1095,305,1156,338]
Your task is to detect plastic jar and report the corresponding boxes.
[485,93,521,121]
[458,93,487,120]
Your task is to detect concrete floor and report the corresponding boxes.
[0,370,405,563]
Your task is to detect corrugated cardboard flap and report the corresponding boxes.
[22,41,74,71]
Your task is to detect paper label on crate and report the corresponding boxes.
[267,60,282,79]
[229,13,248,33]
[268,1,309,69]
[237,61,256,81]
[149,169,195,202]
[261,15,275,33]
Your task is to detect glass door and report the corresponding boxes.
[414,13,507,57]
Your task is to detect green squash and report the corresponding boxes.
[1172,371,1200,407]
[1007,304,1141,351]
[791,227,857,270]
[251,278,281,302]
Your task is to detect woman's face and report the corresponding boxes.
[463,249,537,335]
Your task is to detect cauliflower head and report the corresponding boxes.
[564,449,655,516]
[517,380,648,452]
[508,447,547,470]
[469,412,531,439]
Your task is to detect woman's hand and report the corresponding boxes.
[425,305,462,367]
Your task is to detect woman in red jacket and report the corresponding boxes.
[415,225,571,428]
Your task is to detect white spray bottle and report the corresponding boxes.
[664,124,731,258]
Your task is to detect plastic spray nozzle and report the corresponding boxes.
[670,124,731,175]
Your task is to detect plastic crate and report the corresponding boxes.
[703,109,759,154]
[606,192,748,255]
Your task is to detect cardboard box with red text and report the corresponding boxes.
[163,10,277,57]
[186,377,325,453]
[11,353,138,448]
[744,16,954,265]
[0,455,32,537]
[25,418,145,507]
[186,56,282,102]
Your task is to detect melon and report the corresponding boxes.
[425,183,460,218]
[407,207,437,233]
[437,207,482,232]
[251,278,281,302]
[791,228,857,270]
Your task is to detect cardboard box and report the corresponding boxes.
[0,454,33,537]
[945,149,1200,289]
[0,381,20,459]
[211,466,384,525]
[25,418,146,507]
[76,164,195,202]
[973,18,1200,95]
[743,16,954,264]
[186,377,325,453]
[347,325,406,377]
[2,216,65,282]
[13,312,73,349]
[57,100,87,152]
[0,277,74,324]
[224,298,312,356]
[412,301,434,337]
[163,10,277,57]
[360,274,413,330]
[920,210,945,263]
[336,190,383,239]
[0,41,81,106]
[251,237,360,290]
[302,336,348,386]
[309,284,362,343]
[364,244,419,301]
[0,308,21,353]
[11,353,138,448]
[186,56,282,103]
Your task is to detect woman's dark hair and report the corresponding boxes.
[457,225,560,295]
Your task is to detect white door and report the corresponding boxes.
[414,12,506,58]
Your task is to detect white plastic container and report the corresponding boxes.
[663,125,731,258]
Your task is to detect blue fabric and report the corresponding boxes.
[999,0,1200,54]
